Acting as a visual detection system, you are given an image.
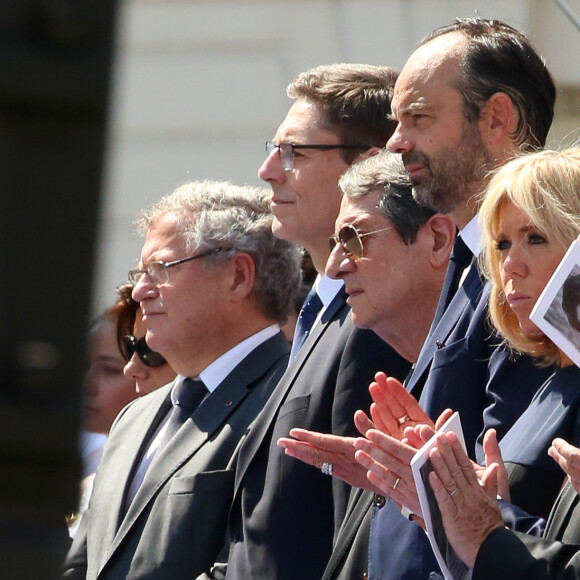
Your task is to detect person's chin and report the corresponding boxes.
[350,309,370,330]
[519,320,543,338]
[144,329,165,353]
[271,218,297,243]
[137,382,154,396]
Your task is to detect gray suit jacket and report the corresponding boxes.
[63,331,289,580]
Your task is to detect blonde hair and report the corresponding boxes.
[479,147,580,365]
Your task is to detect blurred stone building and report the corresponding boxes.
[93,0,580,312]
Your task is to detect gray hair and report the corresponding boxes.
[135,180,302,323]
[339,150,436,245]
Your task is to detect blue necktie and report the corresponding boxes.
[123,378,208,514]
[289,287,323,362]
[156,378,208,451]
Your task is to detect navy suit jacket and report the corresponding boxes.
[216,290,411,580]
[324,261,553,580]
[499,365,580,519]
[63,332,290,580]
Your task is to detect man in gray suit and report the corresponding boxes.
[63,180,301,579]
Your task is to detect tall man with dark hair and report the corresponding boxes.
[205,64,411,580]
[359,18,557,580]
[274,19,557,580]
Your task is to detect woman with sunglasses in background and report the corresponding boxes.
[70,285,176,536]
[70,287,140,537]
[115,282,176,396]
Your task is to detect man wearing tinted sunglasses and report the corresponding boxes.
[217,64,411,580]
[64,180,302,579]
[277,149,455,579]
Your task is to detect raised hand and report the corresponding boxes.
[428,432,504,568]
[549,437,580,493]
[354,429,423,515]
[277,429,382,493]
[368,372,434,439]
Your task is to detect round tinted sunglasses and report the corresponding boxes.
[123,335,167,368]
[328,223,392,260]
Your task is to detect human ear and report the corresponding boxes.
[229,252,256,299]
[480,92,516,145]
[358,146,383,161]
[426,215,456,268]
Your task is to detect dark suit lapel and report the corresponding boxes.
[544,481,579,539]
[110,332,289,554]
[406,261,483,394]
[96,385,173,559]
[322,488,372,579]
[233,290,348,494]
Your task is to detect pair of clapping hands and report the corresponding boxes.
[277,371,448,520]
[278,371,580,568]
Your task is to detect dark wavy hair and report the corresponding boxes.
[421,18,556,150]
[339,149,436,245]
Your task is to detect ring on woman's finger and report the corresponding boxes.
[321,462,333,476]
[449,488,458,497]
[393,476,401,490]
[396,414,410,426]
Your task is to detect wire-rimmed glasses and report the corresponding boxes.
[328,224,392,260]
[128,247,224,286]
[265,141,371,171]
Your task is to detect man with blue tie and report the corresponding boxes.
[360,18,557,580]
[63,180,302,579]
[206,64,411,580]
[272,19,558,580]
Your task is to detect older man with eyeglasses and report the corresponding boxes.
[63,179,302,580]
[276,149,455,579]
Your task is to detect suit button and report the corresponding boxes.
[373,493,386,508]
[231,526,239,542]
[363,574,368,580]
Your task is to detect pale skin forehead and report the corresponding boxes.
[392,32,467,118]
[276,99,336,141]
[140,213,188,262]
[337,190,382,226]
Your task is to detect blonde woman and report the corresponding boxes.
[427,147,580,577]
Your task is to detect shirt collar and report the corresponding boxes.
[172,323,280,397]
[314,274,344,309]
[459,213,482,257]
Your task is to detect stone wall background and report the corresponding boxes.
[92,0,580,313]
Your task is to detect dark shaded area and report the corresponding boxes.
[0,1,117,577]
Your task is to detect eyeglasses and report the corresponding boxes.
[265,141,371,171]
[328,224,392,260]
[128,247,224,286]
[122,335,167,368]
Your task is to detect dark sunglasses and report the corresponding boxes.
[123,335,167,368]
[328,223,392,260]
